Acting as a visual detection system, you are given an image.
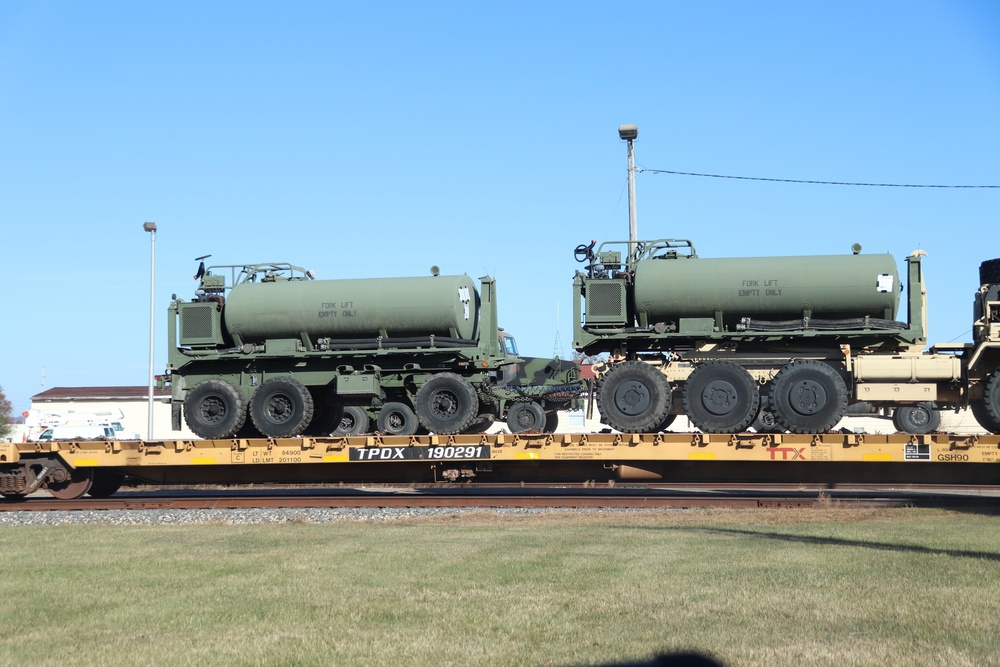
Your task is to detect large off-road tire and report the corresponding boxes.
[654,413,677,431]
[333,405,370,436]
[377,402,419,436]
[463,399,498,434]
[980,258,1000,285]
[506,402,546,433]
[249,377,315,438]
[970,399,1000,435]
[892,402,941,434]
[977,370,1000,434]
[463,414,496,434]
[415,373,478,434]
[767,360,848,434]
[544,411,560,433]
[984,371,1000,423]
[596,361,672,433]
[303,389,345,436]
[751,392,783,433]
[184,379,247,439]
[683,361,760,433]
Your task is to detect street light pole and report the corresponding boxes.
[618,124,638,263]
[143,221,157,439]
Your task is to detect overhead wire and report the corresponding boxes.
[637,168,1000,188]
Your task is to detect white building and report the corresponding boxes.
[26,386,196,440]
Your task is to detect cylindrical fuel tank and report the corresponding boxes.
[632,254,900,325]
[223,274,480,342]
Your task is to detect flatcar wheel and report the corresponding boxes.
[46,468,93,500]
[415,373,478,434]
[682,361,760,433]
[184,379,247,439]
[768,360,848,434]
[87,472,125,498]
[250,377,315,438]
[334,405,370,436]
[377,402,419,436]
[595,361,671,433]
[892,402,941,434]
[506,402,546,433]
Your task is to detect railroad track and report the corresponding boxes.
[3,484,999,512]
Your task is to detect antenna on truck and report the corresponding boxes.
[194,254,212,280]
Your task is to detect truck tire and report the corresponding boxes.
[415,373,478,434]
[506,402,546,433]
[377,402,419,436]
[595,361,672,433]
[891,402,940,434]
[544,411,559,433]
[304,389,345,436]
[654,413,677,431]
[683,361,760,433]
[980,258,1000,285]
[767,360,848,434]
[751,393,783,433]
[333,405,370,436]
[250,377,315,438]
[982,370,1000,433]
[970,399,1000,435]
[185,379,247,439]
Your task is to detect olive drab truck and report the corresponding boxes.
[161,260,581,439]
[573,239,1000,435]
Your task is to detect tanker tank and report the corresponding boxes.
[632,253,900,329]
[223,274,481,343]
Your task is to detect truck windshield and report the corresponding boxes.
[501,336,518,356]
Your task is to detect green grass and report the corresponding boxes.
[1,509,999,667]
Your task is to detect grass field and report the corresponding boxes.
[1,508,999,667]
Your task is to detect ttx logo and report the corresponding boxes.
[767,447,806,461]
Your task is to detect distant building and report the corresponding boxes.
[28,386,195,440]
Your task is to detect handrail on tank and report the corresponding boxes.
[202,262,315,291]
[588,239,697,278]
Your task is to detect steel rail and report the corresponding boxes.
[3,485,1000,512]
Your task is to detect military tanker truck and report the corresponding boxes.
[572,239,1000,435]
[162,261,580,439]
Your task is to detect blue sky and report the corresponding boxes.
[1,1,998,415]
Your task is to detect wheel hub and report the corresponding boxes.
[701,380,738,416]
[614,381,650,416]
[789,380,827,415]
[267,395,293,423]
[201,398,225,423]
[431,391,458,417]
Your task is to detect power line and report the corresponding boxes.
[637,168,1000,189]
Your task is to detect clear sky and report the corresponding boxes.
[1,1,998,415]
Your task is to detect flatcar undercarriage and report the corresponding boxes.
[3,430,999,500]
